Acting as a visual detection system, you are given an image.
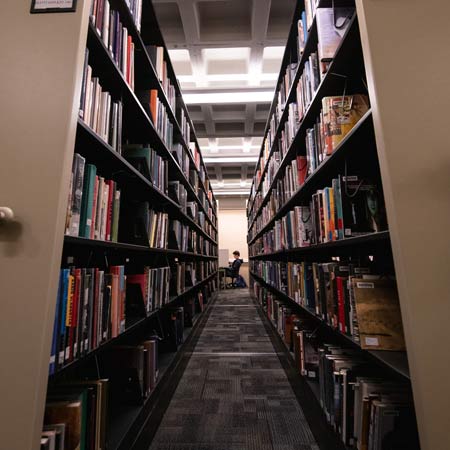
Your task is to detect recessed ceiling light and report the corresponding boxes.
[204,157,258,163]
[184,91,273,104]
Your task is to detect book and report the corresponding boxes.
[351,277,405,351]
[316,7,354,63]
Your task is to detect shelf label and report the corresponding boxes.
[31,0,77,13]
[365,337,379,346]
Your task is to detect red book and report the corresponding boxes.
[297,155,307,186]
[127,35,132,84]
[336,276,347,334]
[105,180,114,241]
[90,176,99,239]
[150,89,158,125]
[127,274,147,308]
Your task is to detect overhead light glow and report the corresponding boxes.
[177,73,278,83]
[240,180,247,187]
[204,145,259,151]
[183,91,273,105]
[204,157,258,163]
[214,190,251,196]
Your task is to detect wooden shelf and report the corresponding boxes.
[250,271,410,379]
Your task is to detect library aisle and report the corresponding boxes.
[147,289,319,450]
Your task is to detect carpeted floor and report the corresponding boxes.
[148,289,320,450]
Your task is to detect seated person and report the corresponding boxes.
[225,250,243,280]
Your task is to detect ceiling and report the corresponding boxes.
[153,0,296,197]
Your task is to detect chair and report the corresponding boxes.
[225,263,241,288]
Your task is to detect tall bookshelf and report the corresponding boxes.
[0,1,217,449]
[246,1,450,449]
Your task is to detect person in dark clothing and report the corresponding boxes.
[224,251,247,288]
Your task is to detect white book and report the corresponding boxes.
[83,66,93,123]
[316,7,354,62]
[102,0,110,49]
[90,78,99,131]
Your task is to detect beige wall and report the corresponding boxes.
[218,201,248,262]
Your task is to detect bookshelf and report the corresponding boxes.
[246,0,448,449]
[0,1,217,449]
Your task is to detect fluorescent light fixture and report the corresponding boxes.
[214,190,251,196]
[217,181,225,187]
[168,49,190,61]
[212,182,248,187]
[183,91,273,105]
[263,46,285,58]
[204,145,259,151]
[203,47,251,60]
[240,180,247,187]
[177,73,278,83]
[242,140,252,153]
[204,157,258,163]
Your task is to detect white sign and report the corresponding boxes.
[31,0,76,13]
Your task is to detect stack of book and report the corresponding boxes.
[169,220,189,252]
[65,153,121,242]
[171,142,190,177]
[49,264,126,374]
[178,106,191,145]
[168,181,188,213]
[79,53,123,152]
[146,45,176,113]
[90,1,135,90]
[43,379,109,450]
[120,201,168,248]
[305,95,370,175]
[138,89,174,149]
[127,266,171,314]
[252,259,406,351]
[123,145,169,193]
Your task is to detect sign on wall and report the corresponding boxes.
[31,0,77,13]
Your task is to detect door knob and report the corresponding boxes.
[0,207,14,222]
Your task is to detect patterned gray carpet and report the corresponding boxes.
[148,289,319,450]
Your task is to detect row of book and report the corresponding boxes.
[249,173,387,252]
[123,145,169,194]
[79,55,123,153]
[128,266,170,315]
[138,89,175,149]
[123,0,142,30]
[251,258,405,351]
[49,261,196,376]
[254,285,419,450]
[249,6,355,218]
[306,95,370,174]
[65,154,121,242]
[147,45,177,114]
[90,0,135,90]
[248,94,370,238]
[121,201,169,249]
[49,264,127,375]
[170,262,216,296]
[42,280,218,450]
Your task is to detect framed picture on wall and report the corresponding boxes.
[30,0,77,13]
